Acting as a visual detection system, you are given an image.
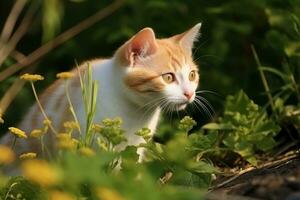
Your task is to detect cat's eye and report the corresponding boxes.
[189,70,196,81]
[162,73,175,84]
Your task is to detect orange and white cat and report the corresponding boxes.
[1,23,201,157]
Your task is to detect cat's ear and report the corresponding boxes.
[173,23,202,54]
[125,28,158,66]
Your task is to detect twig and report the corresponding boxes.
[0,0,27,44]
[0,51,31,115]
[205,191,262,200]
[210,152,299,190]
[0,0,125,82]
[0,1,39,66]
[11,50,27,61]
[0,79,26,115]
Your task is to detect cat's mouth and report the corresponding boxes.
[165,101,190,111]
[158,96,193,111]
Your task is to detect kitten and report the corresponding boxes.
[1,23,201,158]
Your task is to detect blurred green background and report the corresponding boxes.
[0,0,299,134]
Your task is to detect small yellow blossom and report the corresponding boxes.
[20,73,44,82]
[48,191,76,200]
[30,129,44,138]
[19,152,37,160]
[21,160,59,186]
[96,187,125,200]
[79,147,95,156]
[71,138,79,146]
[56,134,78,150]
[56,133,71,141]
[97,140,108,151]
[43,119,52,126]
[8,127,27,138]
[58,140,77,150]
[56,72,74,79]
[63,121,80,130]
[0,145,15,164]
[92,124,102,132]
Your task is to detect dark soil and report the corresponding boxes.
[206,150,300,200]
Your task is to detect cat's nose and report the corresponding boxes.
[184,91,194,100]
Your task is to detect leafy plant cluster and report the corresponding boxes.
[0,68,284,200]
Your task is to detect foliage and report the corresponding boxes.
[0,69,281,199]
[203,91,280,165]
[0,117,208,200]
[1,69,283,199]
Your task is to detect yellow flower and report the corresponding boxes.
[30,129,44,138]
[20,73,44,82]
[92,124,102,132]
[19,152,37,160]
[56,133,71,141]
[0,145,15,164]
[98,140,108,151]
[71,138,79,146]
[8,127,27,138]
[43,119,52,126]
[56,72,74,79]
[78,147,95,156]
[96,187,125,200]
[21,160,59,186]
[48,191,76,200]
[56,134,78,150]
[58,140,76,150]
[63,121,80,130]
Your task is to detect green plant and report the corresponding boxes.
[202,90,280,165]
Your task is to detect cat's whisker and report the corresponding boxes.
[176,105,180,119]
[193,98,213,120]
[196,90,220,96]
[138,96,165,111]
[196,98,213,119]
[196,96,215,116]
[192,40,209,58]
[191,100,207,119]
[139,97,167,122]
[139,96,168,119]
[193,54,221,63]
[160,100,173,120]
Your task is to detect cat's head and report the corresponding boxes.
[115,23,201,111]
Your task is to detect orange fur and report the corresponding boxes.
[121,39,199,93]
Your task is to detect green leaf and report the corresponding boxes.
[260,66,289,80]
[201,123,233,130]
[219,90,280,165]
[186,160,216,174]
[256,136,277,152]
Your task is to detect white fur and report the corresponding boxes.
[75,59,161,149]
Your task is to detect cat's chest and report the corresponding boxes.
[71,60,161,145]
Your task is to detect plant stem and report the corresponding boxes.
[290,74,300,101]
[64,80,82,136]
[251,45,275,112]
[11,136,17,150]
[30,81,57,135]
[41,136,45,158]
[4,183,18,200]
